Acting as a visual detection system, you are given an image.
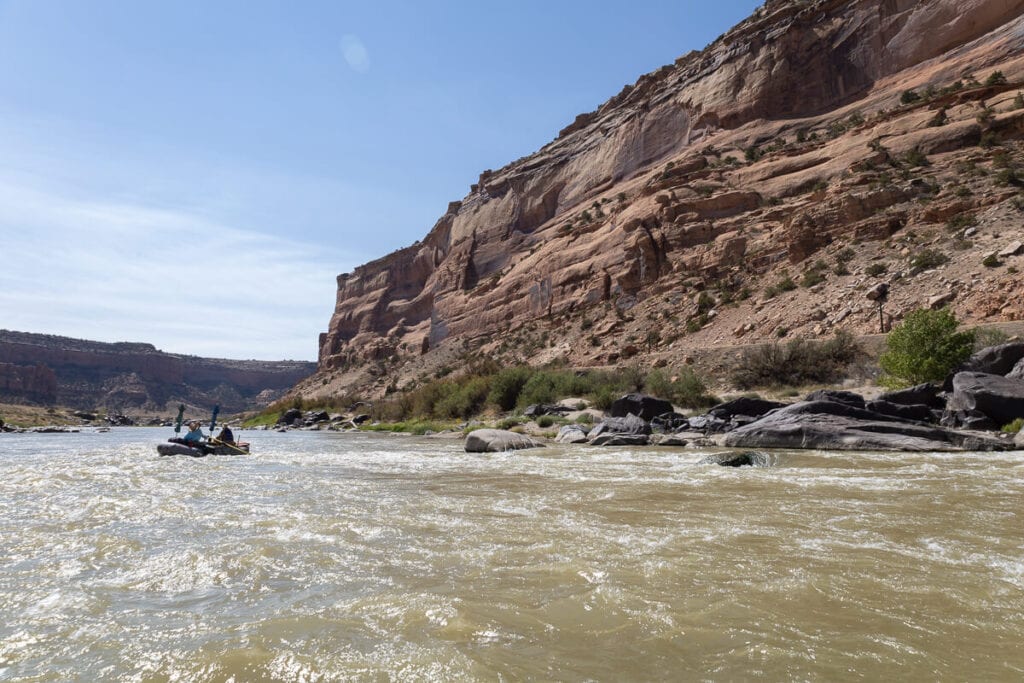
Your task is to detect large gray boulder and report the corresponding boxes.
[865,399,936,423]
[1009,358,1024,381]
[610,393,674,421]
[555,424,589,444]
[589,433,650,446]
[876,383,944,409]
[587,414,651,440]
[465,429,545,453]
[803,389,866,409]
[948,372,1024,427]
[961,342,1024,376]
[707,397,786,420]
[943,342,1024,390]
[722,401,1009,451]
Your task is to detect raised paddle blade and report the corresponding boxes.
[209,404,220,433]
[174,404,186,434]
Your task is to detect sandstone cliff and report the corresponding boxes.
[0,330,316,413]
[311,0,1024,399]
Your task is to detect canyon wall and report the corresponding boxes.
[0,330,316,412]
[313,0,1024,398]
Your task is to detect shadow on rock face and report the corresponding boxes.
[699,451,774,467]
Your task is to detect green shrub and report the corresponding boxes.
[536,415,556,428]
[910,249,949,270]
[900,89,920,105]
[865,262,888,277]
[435,376,490,419]
[982,254,1001,268]
[902,147,929,167]
[517,372,559,408]
[1001,417,1024,434]
[497,416,524,430]
[801,270,826,287]
[878,308,975,387]
[575,412,595,425]
[985,70,1007,86]
[643,367,717,410]
[945,213,977,232]
[590,385,616,411]
[487,367,532,410]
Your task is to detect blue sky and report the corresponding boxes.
[0,0,760,360]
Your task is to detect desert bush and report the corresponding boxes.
[865,262,888,277]
[435,376,490,419]
[985,70,1007,86]
[730,331,863,389]
[878,308,975,387]
[643,367,718,410]
[910,248,949,270]
[487,366,532,411]
[973,326,1010,350]
[900,89,920,105]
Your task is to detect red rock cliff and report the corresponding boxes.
[316,0,1024,395]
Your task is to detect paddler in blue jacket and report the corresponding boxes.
[183,421,206,445]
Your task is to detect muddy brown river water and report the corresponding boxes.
[1,428,1022,680]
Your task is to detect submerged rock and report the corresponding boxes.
[465,429,544,453]
[699,451,772,467]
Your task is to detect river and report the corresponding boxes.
[0,428,1022,681]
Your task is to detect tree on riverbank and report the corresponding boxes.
[879,308,975,387]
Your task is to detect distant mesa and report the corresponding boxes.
[0,329,315,413]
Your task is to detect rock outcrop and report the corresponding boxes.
[0,330,316,413]
[721,399,1009,451]
[307,0,1024,400]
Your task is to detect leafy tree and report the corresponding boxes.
[878,308,975,387]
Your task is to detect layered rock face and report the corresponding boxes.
[316,0,1024,397]
[0,330,316,412]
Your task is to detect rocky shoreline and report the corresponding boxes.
[463,342,1024,456]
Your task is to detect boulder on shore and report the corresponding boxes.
[948,372,1024,427]
[708,397,786,420]
[465,429,545,453]
[722,400,1010,451]
[610,393,674,421]
[876,383,944,409]
[587,414,651,439]
[555,424,589,444]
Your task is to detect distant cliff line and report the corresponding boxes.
[0,329,316,413]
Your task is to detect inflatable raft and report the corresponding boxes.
[157,439,250,457]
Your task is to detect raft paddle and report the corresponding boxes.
[209,404,220,434]
[173,404,186,435]
[209,437,248,455]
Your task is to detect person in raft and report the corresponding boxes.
[183,421,206,445]
[216,424,235,445]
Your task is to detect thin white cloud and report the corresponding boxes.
[0,178,357,361]
[340,34,370,73]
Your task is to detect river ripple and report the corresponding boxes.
[0,428,1022,681]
